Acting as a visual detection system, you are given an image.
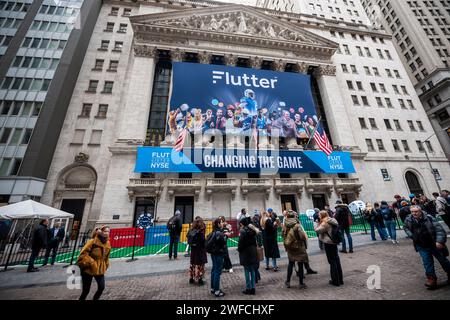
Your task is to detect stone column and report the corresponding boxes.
[116,45,158,141]
[314,64,356,147]
[428,113,450,159]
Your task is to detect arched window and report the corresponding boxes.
[405,171,424,196]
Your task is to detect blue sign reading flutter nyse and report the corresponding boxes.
[135,147,355,174]
[166,62,322,142]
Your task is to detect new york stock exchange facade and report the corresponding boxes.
[41,1,450,232]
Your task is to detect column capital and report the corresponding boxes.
[198,51,212,64]
[273,59,285,72]
[314,64,337,77]
[250,56,263,69]
[224,54,237,66]
[170,48,185,62]
[295,62,309,74]
[133,45,158,58]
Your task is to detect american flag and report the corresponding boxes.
[304,119,333,156]
[173,128,188,152]
[313,125,333,156]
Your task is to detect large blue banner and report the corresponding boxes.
[135,147,355,174]
[167,62,319,139]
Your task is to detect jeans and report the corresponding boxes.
[211,254,224,293]
[369,222,387,240]
[27,247,41,271]
[417,246,450,278]
[79,273,105,300]
[384,220,397,241]
[265,257,277,268]
[369,221,377,240]
[43,242,59,265]
[339,227,353,252]
[287,261,304,284]
[255,266,261,283]
[324,243,344,285]
[169,235,179,258]
[244,265,256,289]
[317,232,324,250]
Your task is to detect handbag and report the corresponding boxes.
[256,246,264,261]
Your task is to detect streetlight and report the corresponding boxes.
[422,133,442,193]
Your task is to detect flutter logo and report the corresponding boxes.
[212,70,278,89]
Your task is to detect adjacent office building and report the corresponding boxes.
[0,0,101,204]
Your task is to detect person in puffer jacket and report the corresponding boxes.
[403,205,450,290]
[77,226,111,300]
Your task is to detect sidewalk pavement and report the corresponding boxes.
[0,231,403,290]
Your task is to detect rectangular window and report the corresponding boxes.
[72,129,85,144]
[416,140,425,152]
[408,120,416,131]
[416,121,424,131]
[94,59,104,70]
[11,101,22,115]
[376,139,386,151]
[425,141,434,152]
[392,140,401,151]
[118,24,127,33]
[97,104,108,118]
[402,140,410,152]
[123,8,132,16]
[369,118,378,129]
[9,128,23,145]
[0,128,12,143]
[384,119,392,130]
[394,120,402,131]
[110,7,119,16]
[32,102,42,116]
[87,80,98,92]
[21,128,32,144]
[113,41,123,51]
[102,81,113,93]
[100,40,109,50]
[80,103,92,117]
[0,159,11,176]
[89,130,102,145]
[105,22,114,32]
[108,60,119,71]
[351,95,360,105]
[366,139,375,151]
[359,118,367,129]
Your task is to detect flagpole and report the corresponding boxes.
[305,116,321,150]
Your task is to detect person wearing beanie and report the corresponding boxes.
[334,200,354,253]
[380,200,398,244]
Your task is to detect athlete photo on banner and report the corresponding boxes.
[166,62,321,142]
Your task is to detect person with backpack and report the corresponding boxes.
[436,190,450,230]
[282,211,309,289]
[251,213,263,284]
[206,218,227,297]
[238,217,258,295]
[403,205,450,289]
[167,210,183,260]
[260,209,281,271]
[313,208,324,250]
[188,216,207,286]
[218,216,234,273]
[365,203,384,241]
[314,210,344,287]
[334,200,353,253]
[380,201,398,244]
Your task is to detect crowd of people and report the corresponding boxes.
[23,189,449,299]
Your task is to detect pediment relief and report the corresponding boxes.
[131,5,338,50]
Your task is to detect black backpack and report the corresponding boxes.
[205,231,218,254]
[187,229,202,247]
[327,222,342,244]
[381,207,391,220]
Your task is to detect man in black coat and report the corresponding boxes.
[27,219,49,272]
[335,200,354,253]
[42,222,65,266]
[167,210,183,260]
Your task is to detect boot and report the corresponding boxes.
[198,278,204,286]
[189,278,194,284]
[425,276,437,290]
[285,281,290,288]
[249,288,255,295]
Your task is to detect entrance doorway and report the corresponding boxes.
[312,194,327,210]
[174,196,194,224]
[281,195,298,212]
[134,197,156,227]
[60,199,86,239]
[341,193,356,204]
[405,171,424,196]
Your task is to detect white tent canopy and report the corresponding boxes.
[0,200,74,220]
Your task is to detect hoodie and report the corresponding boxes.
[314,218,339,245]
